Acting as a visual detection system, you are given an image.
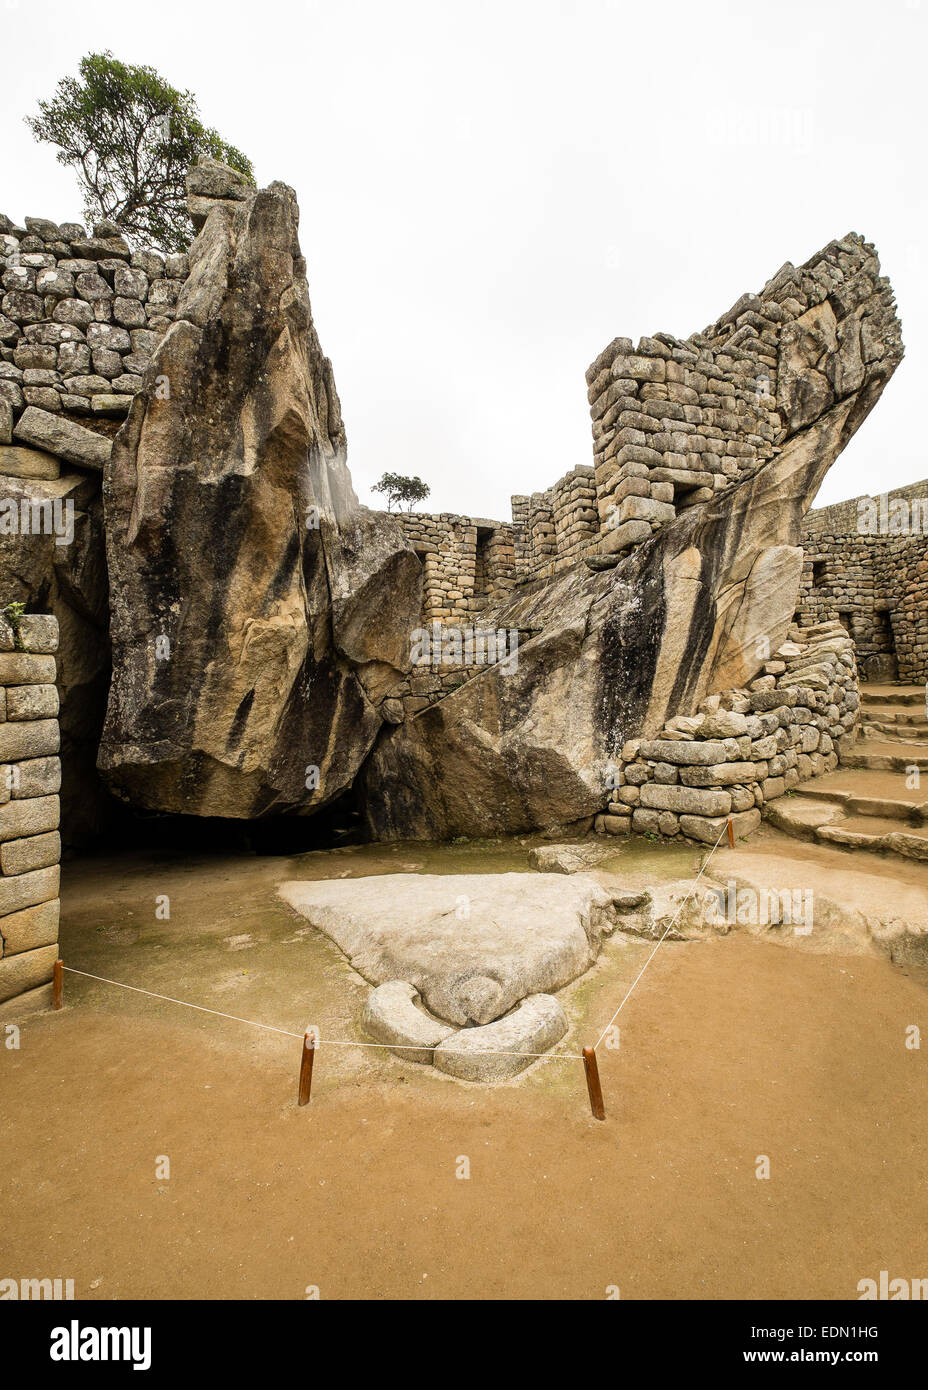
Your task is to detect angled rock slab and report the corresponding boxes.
[528,841,621,874]
[362,980,456,1063]
[883,831,928,862]
[433,994,568,1081]
[278,872,623,1026]
[13,406,111,471]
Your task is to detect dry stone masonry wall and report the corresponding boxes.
[584,233,900,559]
[396,511,516,623]
[0,213,190,430]
[0,612,60,1016]
[599,621,858,843]
[510,464,600,578]
[799,479,928,682]
[396,233,901,600]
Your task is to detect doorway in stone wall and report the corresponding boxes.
[862,605,899,682]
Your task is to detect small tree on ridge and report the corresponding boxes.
[372,472,431,512]
[27,51,254,252]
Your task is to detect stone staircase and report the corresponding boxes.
[763,682,928,861]
[841,683,928,775]
[857,683,928,745]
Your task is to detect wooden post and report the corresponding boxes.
[583,1046,605,1121]
[727,816,735,849]
[298,1031,316,1107]
[52,959,63,1011]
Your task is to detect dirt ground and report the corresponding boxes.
[1,833,926,1300]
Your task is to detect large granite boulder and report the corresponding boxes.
[99,177,420,817]
[278,871,624,1025]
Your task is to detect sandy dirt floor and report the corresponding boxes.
[1,831,926,1300]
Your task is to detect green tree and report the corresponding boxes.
[27,51,254,253]
[372,472,431,512]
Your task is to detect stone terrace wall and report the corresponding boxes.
[585,233,899,558]
[799,479,928,682]
[0,214,190,429]
[0,612,61,1018]
[598,620,858,842]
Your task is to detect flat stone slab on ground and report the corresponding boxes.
[709,846,928,964]
[528,841,620,873]
[278,872,623,1026]
[432,994,568,1081]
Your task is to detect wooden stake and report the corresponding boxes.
[52,959,63,1011]
[727,816,735,849]
[583,1046,605,1121]
[298,1031,316,1107]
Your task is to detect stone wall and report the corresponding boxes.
[585,233,900,559]
[396,235,901,598]
[395,511,516,623]
[510,464,600,579]
[0,612,61,1017]
[597,620,858,842]
[0,214,189,429]
[799,479,928,682]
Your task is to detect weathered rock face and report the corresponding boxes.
[99,174,421,817]
[362,238,903,840]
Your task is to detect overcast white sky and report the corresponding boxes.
[4,0,925,519]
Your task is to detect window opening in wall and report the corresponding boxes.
[473,526,493,608]
[811,560,827,587]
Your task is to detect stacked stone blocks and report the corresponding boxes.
[396,511,516,623]
[1,214,191,429]
[0,612,61,1015]
[799,480,928,682]
[585,234,899,558]
[598,622,859,842]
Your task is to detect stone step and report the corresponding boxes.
[841,741,928,772]
[860,705,928,726]
[818,817,928,858]
[764,795,928,861]
[798,786,928,821]
[860,719,928,743]
[790,766,924,802]
[859,684,925,707]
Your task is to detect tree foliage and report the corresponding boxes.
[27,51,254,253]
[372,472,432,512]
